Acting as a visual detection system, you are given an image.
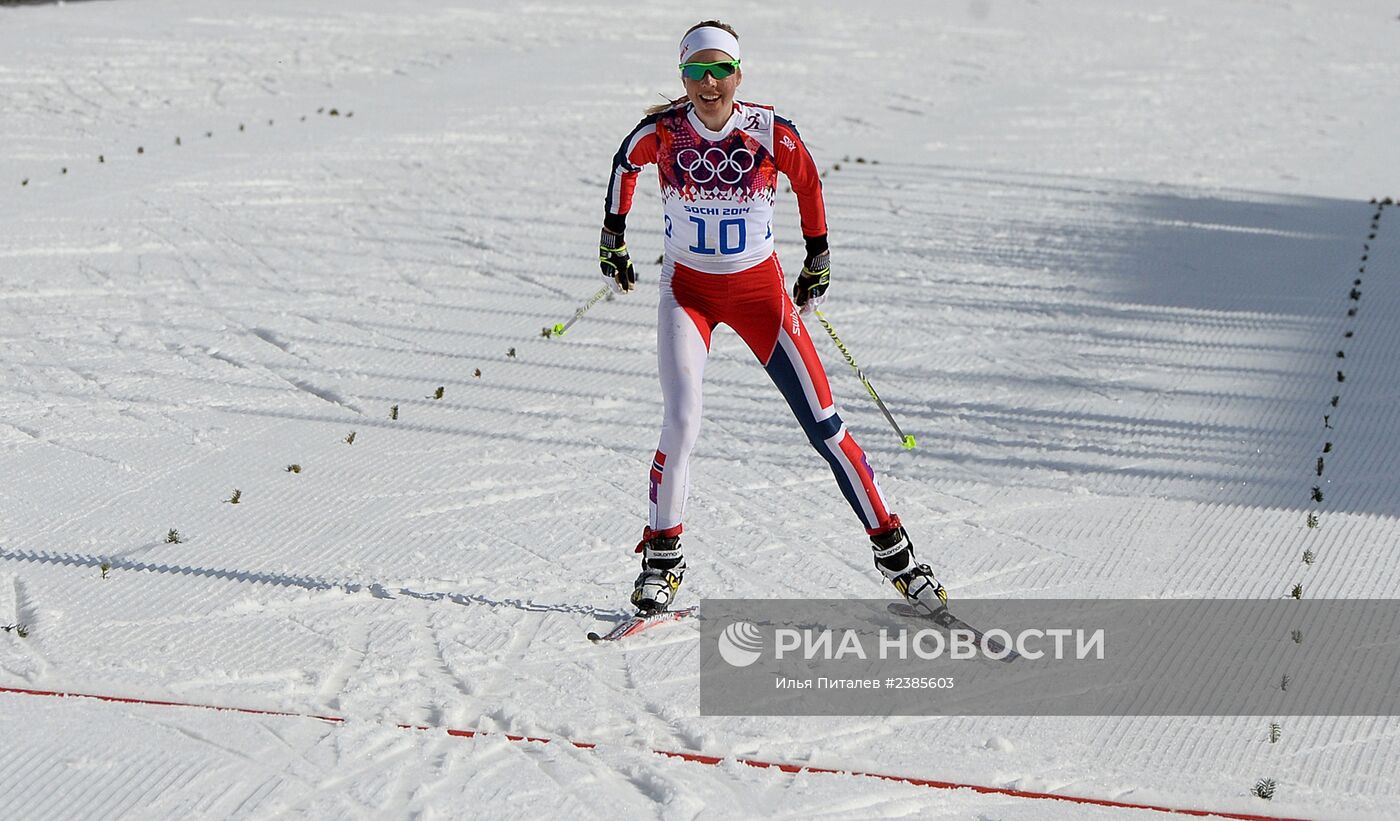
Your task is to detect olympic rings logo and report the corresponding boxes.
[676,146,756,186]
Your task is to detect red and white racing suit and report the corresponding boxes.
[605,100,898,542]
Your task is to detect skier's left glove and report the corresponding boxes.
[792,235,830,314]
[600,227,636,294]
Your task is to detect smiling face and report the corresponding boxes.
[682,47,742,131]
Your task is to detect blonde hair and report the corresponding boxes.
[644,20,740,115]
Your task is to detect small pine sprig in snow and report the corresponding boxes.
[166,528,182,544]
[1252,778,1276,800]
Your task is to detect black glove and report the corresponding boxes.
[600,227,636,293]
[792,235,830,313]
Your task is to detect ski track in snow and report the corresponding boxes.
[2,0,1400,818]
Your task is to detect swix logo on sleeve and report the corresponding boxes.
[780,134,797,152]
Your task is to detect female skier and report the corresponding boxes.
[599,21,946,615]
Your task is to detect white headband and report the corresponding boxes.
[678,26,741,64]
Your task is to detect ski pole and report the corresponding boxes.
[541,284,613,338]
[814,309,917,450]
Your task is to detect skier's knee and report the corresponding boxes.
[662,398,703,449]
[800,412,843,449]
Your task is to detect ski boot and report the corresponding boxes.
[631,533,686,615]
[871,522,947,612]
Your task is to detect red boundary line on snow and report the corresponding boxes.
[0,685,1309,821]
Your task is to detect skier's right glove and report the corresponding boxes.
[792,235,831,314]
[600,227,636,294]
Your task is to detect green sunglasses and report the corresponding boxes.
[679,59,740,81]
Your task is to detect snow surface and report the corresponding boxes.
[2,0,1399,818]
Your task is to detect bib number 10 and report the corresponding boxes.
[688,216,745,255]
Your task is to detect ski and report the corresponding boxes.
[587,606,698,643]
[887,602,1020,663]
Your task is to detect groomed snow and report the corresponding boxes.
[2,1,1399,818]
